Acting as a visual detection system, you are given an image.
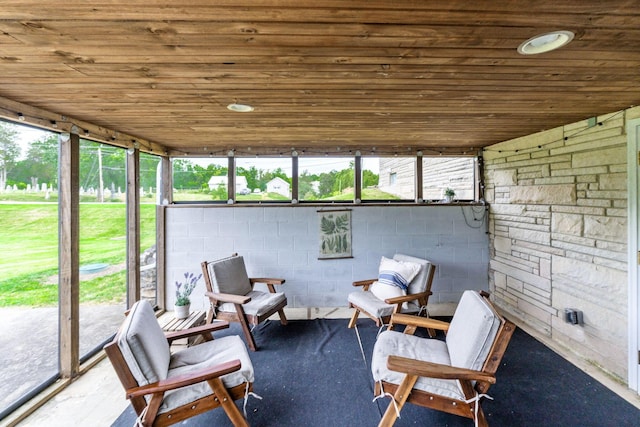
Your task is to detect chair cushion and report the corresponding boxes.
[348,290,396,320]
[446,291,501,371]
[372,330,464,400]
[160,335,254,414]
[393,254,432,295]
[369,280,404,302]
[210,255,253,296]
[219,290,286,317]
[116,300,170,386]
[377,256,421,292]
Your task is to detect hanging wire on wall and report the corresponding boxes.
[482,110,626,155]
[461,205,488,230]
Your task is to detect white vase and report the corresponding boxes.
[174,303,191,319]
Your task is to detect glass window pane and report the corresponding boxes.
[422,157,476,201]
[140,152,160,306]
[371,157,415,200]
[236,157,292,201]
[172,157,227,201]
[299,157,354,201]
[0,122,59,414]
[78,141,128,360]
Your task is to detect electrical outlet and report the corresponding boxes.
[564,308,583,325]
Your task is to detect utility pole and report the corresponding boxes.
[97,145,104,202]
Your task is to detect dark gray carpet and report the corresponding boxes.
[112,319,640,426]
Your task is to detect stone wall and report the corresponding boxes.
[484,106,640,382]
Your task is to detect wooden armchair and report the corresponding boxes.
[104,299,254,427]
[201,253,288,351]
[348,254,436,330]
[371,290,515,427]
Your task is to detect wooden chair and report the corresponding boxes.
[104,300,254,427]
[201,253,288,351]
[371,290,515,427]
[347,254,436,331]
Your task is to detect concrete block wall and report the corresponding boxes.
[484,106,640,382]
[164,205,489,313]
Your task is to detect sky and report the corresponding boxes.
[14,125,50,160]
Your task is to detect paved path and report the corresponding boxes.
[0,304,125,411]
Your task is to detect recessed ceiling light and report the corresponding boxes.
[227,103,254,112]
[517,30,574,55]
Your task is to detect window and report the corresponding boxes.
[369,157,416,200]
[0,122,59,415]
[170,154,478,204]
[236,157,292,202]
[172,157,227,201]
[299,157,354,201]
[422,157,476,200]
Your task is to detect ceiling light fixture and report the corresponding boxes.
[227,103,254,112]
[518,30,574,55]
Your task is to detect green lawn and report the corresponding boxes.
[0,202,156,306]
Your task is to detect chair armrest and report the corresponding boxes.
[385,290,433,305]
[165,320,229,343]
[389,313,450,332]
[387,356,496,384]
[250,277,285,285]
[352,279,376,290]
[127,359,242,398]
[205,291,251,305]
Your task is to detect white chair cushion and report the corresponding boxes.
[393,254,432,295]
[210,255,253,296]
[369,280,404,302]
[372,330,464,400]
[377,256,421,291]
[160,335,254,414]
[348,290,396,320]
[446,290,501,371]
[348,289,421,320]
[219,290,286,317]
[116,300,170,386]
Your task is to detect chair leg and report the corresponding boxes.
[207,377,249,427]
[377,375,418,427]
[234,304,258,351]
[278,308,288,325]
[348,309,360,328]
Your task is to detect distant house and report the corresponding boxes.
[266,177,290,198]
[207,175,249,194]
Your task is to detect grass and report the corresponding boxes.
[0,202,156,306]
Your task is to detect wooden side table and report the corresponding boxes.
[158,310,206,346]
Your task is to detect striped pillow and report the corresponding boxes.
[377,256,421,291]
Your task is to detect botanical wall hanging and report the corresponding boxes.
[318,209,352,259]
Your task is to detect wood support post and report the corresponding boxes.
[58,132,80,379]
[126,148,141,308]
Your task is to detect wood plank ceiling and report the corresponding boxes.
[0,1,639,157]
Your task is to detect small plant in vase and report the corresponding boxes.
[174,272,202,319]
[444,188,455,203]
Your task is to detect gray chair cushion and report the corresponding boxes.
[219,290,286,317]
[117,300,170,386]
[393,254,432,296]
[210,255,253,296]
[372,330,464,400]
[161,334,254,414]
[446,290,501,371]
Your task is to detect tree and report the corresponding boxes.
[0,122,20,190]
[12,134,58,189]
